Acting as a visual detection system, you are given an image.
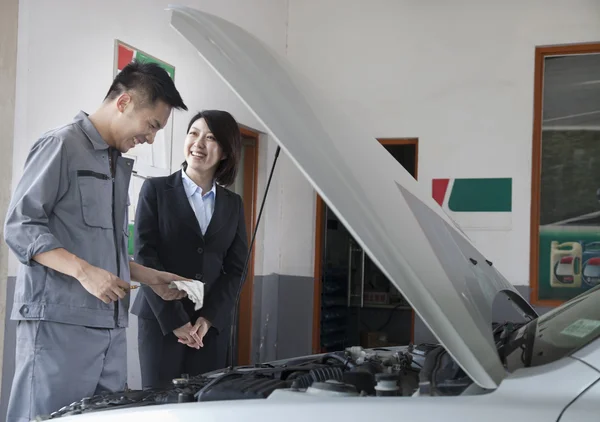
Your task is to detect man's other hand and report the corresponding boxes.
[77,263,130,304]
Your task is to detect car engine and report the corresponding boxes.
[41,342,471,419]
[41,321,524,418]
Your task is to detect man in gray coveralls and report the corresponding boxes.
[3,61,194,421]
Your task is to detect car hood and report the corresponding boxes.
[166,5,537,389]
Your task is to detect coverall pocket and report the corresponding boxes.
[77,171,113,229]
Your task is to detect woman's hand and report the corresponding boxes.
[191,317,212,348]
[173,322,202,349]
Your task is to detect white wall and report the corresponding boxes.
[285,0,600,286]
[9,0,289,389]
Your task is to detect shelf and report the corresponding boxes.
[361,304,412,310]
[322,298,411,311]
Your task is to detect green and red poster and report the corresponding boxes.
[115,40,175,79]
[432,177,512,230]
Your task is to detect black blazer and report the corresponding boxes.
[130,170,248,336]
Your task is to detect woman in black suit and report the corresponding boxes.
[130,110,248,389]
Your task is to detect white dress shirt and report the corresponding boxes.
[181,169,216,235]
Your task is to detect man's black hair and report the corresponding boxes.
[105,60,187,110]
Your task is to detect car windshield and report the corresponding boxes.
[503,285,600,371]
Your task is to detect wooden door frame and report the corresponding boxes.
[237,126,260,364]
[312,138,419,353]
[529,42,600,307]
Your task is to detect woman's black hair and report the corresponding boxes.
[182,110,242,186]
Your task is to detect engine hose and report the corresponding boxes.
[320,353,356,369]
[291,367,344,390]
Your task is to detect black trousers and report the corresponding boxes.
[137,317,230,389]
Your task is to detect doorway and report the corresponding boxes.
[312,138,418,353]
[229,127,260,365]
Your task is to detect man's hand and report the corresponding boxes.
[191,317,212,348]
[173,322,202,349]
[149,271,188,301]
[150,283,187,301]
[129,263,189,301]
[76,262,130,304]
[31,248,130,304]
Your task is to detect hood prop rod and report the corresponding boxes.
[228,145,281,370]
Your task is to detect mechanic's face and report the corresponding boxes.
[113,93,171,153]
[184,118,225,177]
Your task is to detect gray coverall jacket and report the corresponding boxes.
[4,111,133,328]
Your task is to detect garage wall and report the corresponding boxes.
[284,0,600,289]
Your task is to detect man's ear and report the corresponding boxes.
[116,93,132,113]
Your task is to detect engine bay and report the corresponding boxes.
[41,342,478,419]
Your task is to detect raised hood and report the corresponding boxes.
[167,5,537,390]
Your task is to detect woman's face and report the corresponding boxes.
[184,118,225,177]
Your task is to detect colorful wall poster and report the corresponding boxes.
[432,178,512,231]
[115,41,175,78]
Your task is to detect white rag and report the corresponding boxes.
[169,279,205,311]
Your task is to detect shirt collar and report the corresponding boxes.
[181,169,216,199]
[73,110,110,150]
